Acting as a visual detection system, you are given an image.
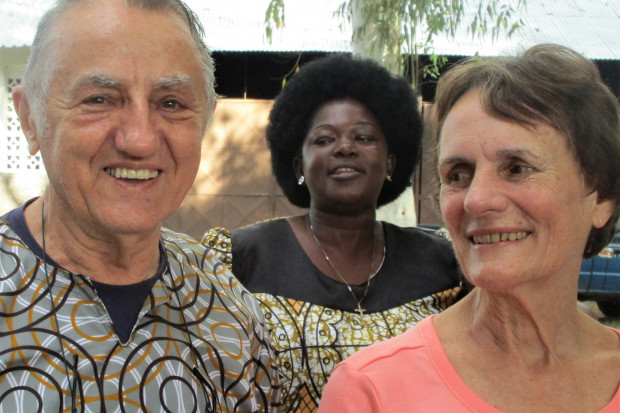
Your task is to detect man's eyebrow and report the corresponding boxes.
[154,74,196,90]
[71,73,197,91]
[73,73,122,89]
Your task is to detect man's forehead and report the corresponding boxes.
[51,0,192,39]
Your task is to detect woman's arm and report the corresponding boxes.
[202,227,233,271]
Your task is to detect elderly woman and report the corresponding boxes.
[206,54,464,411]
[319,44,620,412]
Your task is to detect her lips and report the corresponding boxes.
[332,167,357,174]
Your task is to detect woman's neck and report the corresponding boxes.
[440,285,590,364]
[288,211,384,286]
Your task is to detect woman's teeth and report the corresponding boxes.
[472,232,528,244]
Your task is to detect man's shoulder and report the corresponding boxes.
[0,207,30,252]
[161,226,263,313]
[160,227,203,249]
[161,227,234,274]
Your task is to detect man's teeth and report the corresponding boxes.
[105,168,159,180]
[335,167,355,173]
[473,232,528,244]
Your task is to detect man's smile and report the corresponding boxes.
[105,167,159,180]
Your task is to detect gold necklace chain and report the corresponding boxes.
[308,219,376,317]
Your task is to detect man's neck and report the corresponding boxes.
[25,197,162,285]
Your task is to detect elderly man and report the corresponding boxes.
[0,0,279,411]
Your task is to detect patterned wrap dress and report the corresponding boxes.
[205,218,462,412]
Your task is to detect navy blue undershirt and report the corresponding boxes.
[91,274,160,342]
[2,199,166,343]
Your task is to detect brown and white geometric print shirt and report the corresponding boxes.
[0,209,280,413]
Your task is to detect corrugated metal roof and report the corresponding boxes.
[1,0,619,59]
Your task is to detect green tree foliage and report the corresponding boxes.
[265,0,525,88]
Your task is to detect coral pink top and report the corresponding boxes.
[319,315,620,413]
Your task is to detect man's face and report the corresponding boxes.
[33,0,209,237]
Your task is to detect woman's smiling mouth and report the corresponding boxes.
[472,231,529,244]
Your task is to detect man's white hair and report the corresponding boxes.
[22,0,217,135]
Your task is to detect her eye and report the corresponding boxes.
[507,163,535,177]
[449,171,470,184]
[314,135,334,145]
[441,165,472,187]
[356,134,374,142]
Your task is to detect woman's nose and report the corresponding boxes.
[463,171,508,216]
[334,136,357,156]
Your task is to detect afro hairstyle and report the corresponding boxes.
[266,53,423,208]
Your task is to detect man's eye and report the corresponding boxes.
[162,100,181,110]
[356,135,374,142]
[84,96,106,105]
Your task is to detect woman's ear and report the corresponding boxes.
[293,156,303,180]
[387,153,396,177]
[592,196,615,229]
[12,86,41,156]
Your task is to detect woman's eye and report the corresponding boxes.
[356,135,374,142]
[315,136,334,145]
[451,171,469,183]
[508,163,535,176]
[443,169,471,186]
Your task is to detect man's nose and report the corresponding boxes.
[115,102,159,157]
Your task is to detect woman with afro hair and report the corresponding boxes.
[206,54,463,412]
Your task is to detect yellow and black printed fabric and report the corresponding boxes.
[0,203,280,413]
[205,219,461,412]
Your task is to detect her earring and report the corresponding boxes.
[386,175,392,182]
[298,176,305,185]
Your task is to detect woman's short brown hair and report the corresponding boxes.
[432,44,620,257]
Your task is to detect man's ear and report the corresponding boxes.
[12,86,41,155]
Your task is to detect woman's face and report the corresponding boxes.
[296,99,394,213]
[437,90,612,291]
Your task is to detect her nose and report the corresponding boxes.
[463,170,508,216]
[115,102,159,158]
[333,136,358,157]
